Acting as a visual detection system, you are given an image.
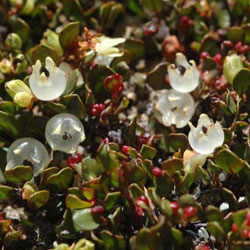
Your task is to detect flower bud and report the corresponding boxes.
[74,239,95,250]
[5,79,31,98]
[223,54,243,84]
[5,33,22,50]
[14,92,33,107]
[0,59,12,74]
[12,54,27,74]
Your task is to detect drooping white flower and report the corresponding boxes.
[168,53,199,93]
[45,113,86,154]
[95,36,125,57]
[153,89,195,128]
[188,114,224,155]
[29,57,66,101]
[6,138,50,176]
[86,36,125,59]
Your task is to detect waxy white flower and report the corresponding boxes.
[95,36,125,57]
[188,114,224,155]
[45,113,86,154]
[86,36,125,59]
[168,53,199,93]
[153,89,195,128]
[29,57,66,101]
[6,138,50,177]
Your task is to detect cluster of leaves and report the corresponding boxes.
[0,0,250,249]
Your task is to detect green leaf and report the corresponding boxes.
[179,172,196,194]
[89,65,115,102]
[66,194,93,209]
[96,144,120,171]
[100,230,126,250]
[0,111,19,136]
[147,63,168,90]
[31,43,60,64]
[167,133,188,153]
[140,145,157,159]
[81,157,104,181]
[46,167,73,192]
[59,21,80,49]
[0,185,14,201]
[171,228,184,246]
[124,39,145,61]
[104,192,120,211]
[161,158,183,176]
[221,188,238,211]
[28,190,50,210]
[73,208,100,231]
[207,222,225,241]
[206,205,224,222]
[227,27,244,43]
[10,17,30,43]
[232,209,247,227]
[43,29,63,56]
[61,94,86,119]
[5,166,33,183]
[214,148,245,174]
[233,68,250,96]
[63,69,79,95]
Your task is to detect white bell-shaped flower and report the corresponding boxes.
[188,114,224,155]
[95,36,125,57]
[29,57,66,101]
[45,113,86,154]
[168,53,199,93]
[6,138,50,176]
[153,89,195,128]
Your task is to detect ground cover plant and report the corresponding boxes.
[0,0,250,249]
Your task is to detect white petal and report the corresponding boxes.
[98,36,125,48]
[168,54,199,93]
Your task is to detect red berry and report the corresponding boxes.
[98,104,106,111]
[183,206,196,220]
[152,167,162,177]
[243,229,249,238]
[67,153,82,167]
[122,145,129,155]
[235,41,242,52]
[232,223,238,232]
[246,213,250,226]
[90,198,96,205]
[103,74,123,94]
[136,205,143,217]
[200,51,209,60]
[200,244,210,250]
[180,16,190,26]
[222,40,233,49]
[91,205,105,214]
[138,132,151,145]
[136,195,148,205]
[213,53,222,64]
[91,107,99,116]
[143,22,159,36]
[170,201,179,213]
[103,138,109,144]
[240,45,250,53]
